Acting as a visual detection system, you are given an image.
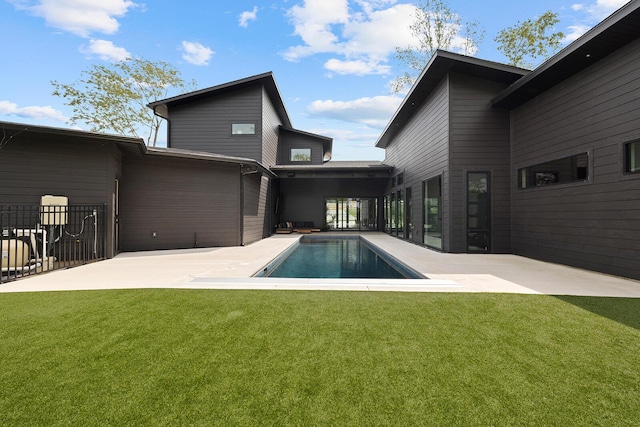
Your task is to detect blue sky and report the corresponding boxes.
[0,0,630,160]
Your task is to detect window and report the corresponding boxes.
[231,123,255,135]
[518,153,588,189]
[290,148,311,162]
[625,140,640,174]
[396,173,404,186]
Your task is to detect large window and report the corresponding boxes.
[231,123,255,135]
[518,153,588,189]
[325,198,378,231]
[290,148,311,162]
[625,141,639,174]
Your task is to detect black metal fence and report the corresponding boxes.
[1,204,106,284]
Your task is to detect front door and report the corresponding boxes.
[467,172,490,253]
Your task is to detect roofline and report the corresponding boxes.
[270,162,393,172]
[0,120,145,147]
[492,0,640,108]
[148,71,293,128]
[375,50,529,148]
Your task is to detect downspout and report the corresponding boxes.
[239,165,244,246]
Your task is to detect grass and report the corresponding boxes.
[1,289,639,426]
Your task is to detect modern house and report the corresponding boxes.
[1,1,638,280]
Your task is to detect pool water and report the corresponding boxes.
[258,236,424,279]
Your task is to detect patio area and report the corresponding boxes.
[1,232,639,296]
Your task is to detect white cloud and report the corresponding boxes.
[0,100,68,123]
[324,58,391,76]
[563,24,592,43]
[282,1,416,76]
[307,95,403,128]
[563,0,628,43]
[239,6,258,27]
[8,0,138,37]
[80,39,130,61]
[181,41,214,66]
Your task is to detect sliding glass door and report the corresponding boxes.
[325,198,378,231]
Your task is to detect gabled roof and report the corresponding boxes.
[148,71,292,128]
[279,126,333,162]
[375,51,529,148]
[492,0,640,109]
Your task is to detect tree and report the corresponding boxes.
[495,11,564,69]
[392,0,484,93]
[52,58,196,146]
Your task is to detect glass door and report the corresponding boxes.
[423,176,442,250]
[467,172,490,253]
[325,198,378,231]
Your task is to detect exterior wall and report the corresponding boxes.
[119,156,241,251]
[510,38,640,280]
[383,77,451,250]
[168,85,263,161]
[262,87,282,167]
[449,73,513,253]
[0,133,119,257]
[243,173,271,245]
[278,178,387,229]
[278,131,326,165]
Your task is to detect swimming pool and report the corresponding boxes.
[255,235,425,279]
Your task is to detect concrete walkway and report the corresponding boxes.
[1,232,639,297]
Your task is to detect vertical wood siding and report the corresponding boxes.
[119,156,240,251]
[383,78,451,250]
[168,85,263,161]
[449,73,513,253]
[511,38,640,280]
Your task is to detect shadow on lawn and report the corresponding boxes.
[555,296,640,331]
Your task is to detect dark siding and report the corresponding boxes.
[243,174,270,245]
[0,134,114,206]
[511,38,640,280]
[278,131,326,165]
[279,178,387,228]
[168,85,263,161]
[262,87,282,166]
[384,77,451,249]
[119,156,240,251]
[449,73,513,253]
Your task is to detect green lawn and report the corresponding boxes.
[1,289,639,426]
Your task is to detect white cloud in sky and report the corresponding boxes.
[307,95,403,128]
[239,6,258,27]
[80,39,130,61]
[324,58,392,76]
[566,0,629,40]
[8,0,138,37]
[0,100,68,123]
[181,41,214,66]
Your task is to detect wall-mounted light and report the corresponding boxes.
[287,172,295,177]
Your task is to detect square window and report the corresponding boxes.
[232,123,255,135]
[291,148,311,162]
[626,141,640,173]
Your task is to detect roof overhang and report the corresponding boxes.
[375,51,529,148]
[270,161,393,178]
[146,147,276,178]
[492,1,640,109]
[148,72,292,128]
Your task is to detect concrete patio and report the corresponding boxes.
[1,232,639,297]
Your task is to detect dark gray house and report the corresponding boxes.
[376,0,640,279]
[1,1,638,280]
